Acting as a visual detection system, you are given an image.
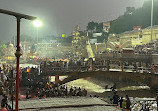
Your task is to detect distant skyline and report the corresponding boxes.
[0,0,147,43]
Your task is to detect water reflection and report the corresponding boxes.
[64,78,105,93]
[118,86,150,91]
[63,78,150,93]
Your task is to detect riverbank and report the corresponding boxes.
[92,89,157,99]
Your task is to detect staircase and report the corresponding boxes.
[86,39,94,58]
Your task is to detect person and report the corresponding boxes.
[82,88,87,96]
[125,95,131,110]
[105,85,108,89]
[156,94,158,111]
[1,96,11,110]
[0,93,3,108]
[112,91,119,106]
[110,83,116,91]
[151,64,155,74]
[69,87,73,96]
[119,97,123,108]
[1,104,7,111]
[26,91,29,99]
[122,99,126,109]
[76,87,82,96]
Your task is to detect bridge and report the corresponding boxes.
[40,56,158,91]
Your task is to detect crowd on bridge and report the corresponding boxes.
[40,59,106,71]
[40,58,158,75]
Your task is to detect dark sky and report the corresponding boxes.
[0,0,146,42]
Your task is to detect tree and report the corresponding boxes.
[96,22,103,33]
[87,21,97,32]
[124,7,135,15]
[109,0,158,34]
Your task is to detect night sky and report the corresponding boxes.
[0,0,146,43]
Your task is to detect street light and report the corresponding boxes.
[151,0,154,41]
[0,8,36,111]
[33,19,42,43]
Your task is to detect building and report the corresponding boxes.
[72,25,88,60]
[103,22,110,33]
[119,30,142,48]
[142,25,158,44]
[107,25,158,49]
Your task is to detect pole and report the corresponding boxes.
[151,0,154,42]
[11,69,14,111]
[15,17,22,111]
[0,8,36,111]
[37,27,38,44]
[156,94,158,111]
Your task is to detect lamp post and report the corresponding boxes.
[151,0,154,42]
[10,69,14,111]
[0,9,36,111]
[33,19,42,43]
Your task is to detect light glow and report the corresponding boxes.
[33,19,42,27]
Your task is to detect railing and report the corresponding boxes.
[96,53,153,60]
[41,64,158,75]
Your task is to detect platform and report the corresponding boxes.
[10,97,122,111]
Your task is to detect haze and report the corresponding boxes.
[0,0,146,42]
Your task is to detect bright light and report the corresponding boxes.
[62,34,65,37]
[33,19,42,27]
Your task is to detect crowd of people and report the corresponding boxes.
[0,64,14,111]
[0,63,128,110]
[40,58,158,75]
[0,64,89,110]
[0,59,157,110]
[129,40,158,54]
[32,84,87,98]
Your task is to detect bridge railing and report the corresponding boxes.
[123,66,153,73]
[41,64,158,75]
[96,53,152,61]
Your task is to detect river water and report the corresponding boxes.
[63,78,157,111]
